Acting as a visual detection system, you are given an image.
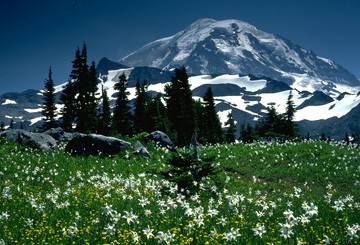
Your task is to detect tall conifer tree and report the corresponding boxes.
[62,43,99,133]
[241,123,255,143]
[165,66,194,146]
[98,86,112,135]
[61,46,83,131]
[76,60,99,133]
[113,72,132,136]
[60,80,76,131]
[134,79,149,133]
[147,94,171,135]
[202,87,223,144]
[284,90,297,137]
[193,99,206,143]
[225,112,236,143]
[41,67,57,131]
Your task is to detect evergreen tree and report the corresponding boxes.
[69,47,83,86]
[241,123,256,143]
[41,67,57,131]
[98,86,112,135]
[9,119,14,129]
[320,133,327,141]
[165,66,195,146]
[192,99,206,143]
[284,90,297,137]
[134,79,149,133]
[202,87,223,144]
[265,105,280,135]
[76,60,99,133]
[256,91,297,138]
[147,94,171,135]
[61,45,83,132]
[225,112,236,143]
[0,121,4,131]
[344,132,350,145]
[61,43,99,133]
[257,105,283,137]
[113,72,132,136]
[60,80,76,131]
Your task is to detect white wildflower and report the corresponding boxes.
[142,226,154,239]
[0,211,10,221]
[333,199,345,211]
[156,231,175,244]
[279,222,294,240]
[346,224,359,240]
[322,234,331,244]
[222,228,241,241]
[253,223,266,238]
[283,209,295,221]
[306,203,318,216]
[104,223,116,235]
[25,218,34,226]
[122,210,138,225]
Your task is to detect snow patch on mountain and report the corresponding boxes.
[218,109,235,127]
[29,117,44,126]
[296,93,360,121]
[317,56,337,67]
[189,75,267,92]
[24,108,43,113]
[1,99,17,105]
[279,71,360,95]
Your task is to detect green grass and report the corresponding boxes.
[0,138,359,244]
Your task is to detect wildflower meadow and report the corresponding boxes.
[0,137,359,244]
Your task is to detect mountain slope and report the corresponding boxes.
[120,18,358,88]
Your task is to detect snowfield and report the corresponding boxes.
[98,69,360,123]
[1,99,17,105]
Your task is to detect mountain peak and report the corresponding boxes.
[188,18,257,32]
[120,18,358,87]
[187,18,216,28]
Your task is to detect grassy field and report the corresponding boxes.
[0,138,359,244]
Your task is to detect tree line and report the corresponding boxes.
[40,44,233,146]
[39,44,302,146]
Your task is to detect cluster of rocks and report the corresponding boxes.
[0,129,57,151]
[0,128,175,158]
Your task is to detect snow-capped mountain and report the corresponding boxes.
[1,19,360,139]
[120,18,358,89]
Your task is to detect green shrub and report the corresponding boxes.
[160,150,221,194]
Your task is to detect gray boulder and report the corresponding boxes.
[144,131,176,151]
[0,129,57,151]
[44,127,74,142]
[65,133,131,156]
[133,141,151,158]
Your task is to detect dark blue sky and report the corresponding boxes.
[1,0,359,94]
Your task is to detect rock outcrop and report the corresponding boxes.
[0,129,57,151]
[144,131,176,152]
[65,133,131,156]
